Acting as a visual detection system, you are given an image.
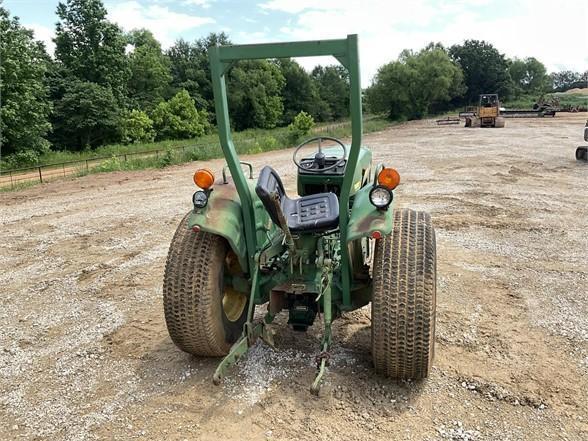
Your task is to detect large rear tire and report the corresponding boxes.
[163,213,248,356]
[371,209,436,380]
[576,146,587,161]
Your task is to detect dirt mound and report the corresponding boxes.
[563,87,588,95]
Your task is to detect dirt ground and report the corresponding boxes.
[1,113,587,441]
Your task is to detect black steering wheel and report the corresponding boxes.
[293,136,347,173]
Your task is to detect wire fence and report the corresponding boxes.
[0,119,363,190]
[0,145,203,189]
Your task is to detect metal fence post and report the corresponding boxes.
[63,163,66,177]
[86,159,89,172]
[38,167,43,183]
[10,171,14,189]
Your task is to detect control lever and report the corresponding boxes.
[314,137,326,169]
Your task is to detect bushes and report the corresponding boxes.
[5,150,42,168]
[288,111,315,143]
[121,110,155,144]
[95,155,124,172]
[152,90,210,140]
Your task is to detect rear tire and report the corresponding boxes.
[371,209,436,380]
[163,213,248,356]
[576,147,587,161]
[494,117,505,128]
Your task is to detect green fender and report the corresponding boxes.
[346,185,395,243]
[187,181,248,272]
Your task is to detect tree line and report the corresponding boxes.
[366,40,587,120]
[1,0,349,164]
[1,0,586,166]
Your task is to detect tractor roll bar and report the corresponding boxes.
[209,35,362,298]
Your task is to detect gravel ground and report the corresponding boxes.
[1,113,587,440]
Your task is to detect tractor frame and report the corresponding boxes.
[163,35,436,394]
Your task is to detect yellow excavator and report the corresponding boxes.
[465,94,505,128]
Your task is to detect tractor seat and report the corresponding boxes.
[255,166,339,233]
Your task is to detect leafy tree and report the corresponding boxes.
[151,90,210,140]
[167,32,231,112]
[127,29,172,111]
[276,59,326,124]
[52,80,121,149]
[169,34,289,130]
[54,0,129,102]
[121,110,155,144]
[549,70,585,92]
[509,57,549,97]
[366,46,464,120]
[0,6,51,156]
[227,60,285,130]
[312,66,349,121]
[167,39,207,109]
[449,40,513,103]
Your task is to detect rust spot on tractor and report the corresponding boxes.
[195,180,242,229]
[356,211,387,233]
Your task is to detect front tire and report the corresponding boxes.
[163,213,248,356]
[371,209,436,380]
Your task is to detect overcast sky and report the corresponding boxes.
[5,0,588,87]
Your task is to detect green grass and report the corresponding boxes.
[86,116,391,174]
[0,179,39,193]
[5,116,388,169]
[1,116,392,191]
[503,92,588,110]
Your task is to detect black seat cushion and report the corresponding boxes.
[255,166,339,233]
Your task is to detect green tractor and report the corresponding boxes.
[163,35,437,394]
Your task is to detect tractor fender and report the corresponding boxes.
[347,184,395,243]
[187,181,248,271]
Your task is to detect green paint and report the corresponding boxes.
[347,185,395,243]
[204,35,395,393]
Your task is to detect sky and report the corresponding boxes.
[4,0,588,87]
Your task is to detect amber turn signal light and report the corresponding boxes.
[193,168,215,189]
[377,167,400,190]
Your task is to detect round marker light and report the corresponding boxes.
[193,190,208,209]
[193,168,215,189]
[377,167,400,190]
[369,185,392,209]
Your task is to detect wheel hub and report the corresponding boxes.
[222,288,247,322]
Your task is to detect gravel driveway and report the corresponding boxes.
[1,113,587,441]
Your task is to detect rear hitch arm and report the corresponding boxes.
[212,256,275,385]
[310,269,333,396]
[212,315,275,385]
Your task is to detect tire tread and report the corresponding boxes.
[163,213,231,356]
[371,208,436,379]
